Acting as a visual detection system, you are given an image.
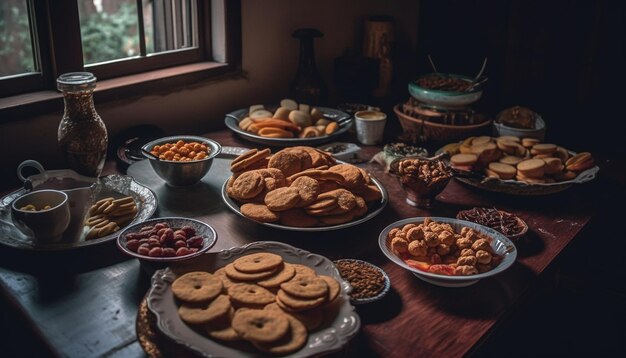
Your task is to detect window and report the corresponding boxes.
[0,0,241,99]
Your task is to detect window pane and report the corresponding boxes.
[146,0,197,54]
[78,0,140,65]
[0,0,36,78]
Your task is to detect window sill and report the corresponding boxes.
[0,61,242,123]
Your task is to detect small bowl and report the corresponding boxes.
[389,157,452,208]
[379,217,517,288]
[456,208,528,241]
[493,115,546,141]
[409,73,483,108]
[141,135,222,186]
[334,259,391,304]
[117,217,217,263]
[11,189,71,241]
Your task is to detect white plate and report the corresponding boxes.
[379,217,517,287]
[221,176,388,232]
[224,107,353,147]
[146,241,361,357]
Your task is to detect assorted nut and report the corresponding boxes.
[395,158,452,187]
[85,196,137,240]
[123,222,204,257]
[457,207,527,238]
[388,217,503,276]
[150,140,210,161]
[334,260,386,300]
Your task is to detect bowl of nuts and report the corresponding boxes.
[334,259,391,304]
[456,207,528,241]
[142,135,222,186]
[116,217,217,262]
[408,73,483,108]
[389,157,452,208]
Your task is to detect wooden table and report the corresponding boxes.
[0,129,600,357]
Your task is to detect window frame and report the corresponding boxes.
[0,0,241,116]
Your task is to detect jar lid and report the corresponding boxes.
[57,72,97,92]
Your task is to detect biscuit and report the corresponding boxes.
[228,283,276,306]
[273,107,292,121]
[264,187,301,211]
[172,272,223,303]
[290,176,320,206]
[231,148,271,173]
[224,263,279,281]
[543,157,563,175]
[327,164,365,189]
[281,275,329,299]
[234,253,284,273]
[352,196,368,218]
[206,307,241,341]
[257,263,297,288]
[264,302,323,331]
[471,136,492,146]
[521,138,540,148]
[517,159,546,178]
[240,203,280,223]
[231,309,290,343]
[497,135,520,142]
[565,152,594,172]
[288,169,345,185]
[291,264,316,277]
[496,139,518,154]
[280,99,298,111]
[531,143,557,155]
[231,171,265,199]
[487,162,516,180]
[276,289,327,311]
[499,155,524,166]
[279,209,319,228]
[304,197,337,210]
[450,153,478,167]
[319,275,340,302]
[178,294,231,325]
[288,110,312,127]
[214,267,239,290]
[253,314,308,355]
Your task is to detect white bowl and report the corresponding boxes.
[493,115,546,141]
[11,189,71,241]
[379,217,517,287]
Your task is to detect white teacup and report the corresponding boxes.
[11,189,71,241]
[355,110,387,145]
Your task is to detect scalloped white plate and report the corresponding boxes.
[146,241,361,357]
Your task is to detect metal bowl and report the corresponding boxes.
[141,135,221,186]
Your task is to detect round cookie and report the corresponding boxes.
[228,283,276,306]
[450,153,478,168]
[264,187,301,211]
[276,289,327,311]
[224,263,278,281]
[318,212,355,225]
[178,294,231,325]
[214,267,239,290]
[279,208,319,228]
[171,272,223,303]
[231,309,290,343]
[240,203,280,223]
[257,263,297,288]
[290,176,320,206]
[352,196,368,218]
[280,275,329,299]
[264,302,323,331]
[319,275,340,302]
[206,307,241,341]
[268,150,308,177]
[487,162,517,180]
[517,159,546,178]
[234,253,284,273]
[231,148,272,173]
[499,155,524,166]
[327,164,365,189]
[231,171,264,199]
[253,314,308,355]
[291,264,316,276]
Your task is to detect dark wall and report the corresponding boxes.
[416,0,626,156]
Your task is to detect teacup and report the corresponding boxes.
[354,110,387,145]
[11,189,71,241]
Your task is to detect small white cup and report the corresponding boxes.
[355,110,387,145]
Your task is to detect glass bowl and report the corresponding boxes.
[389,156,452,208]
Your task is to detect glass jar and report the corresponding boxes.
[289,28,328,106]
[57,72,108,177]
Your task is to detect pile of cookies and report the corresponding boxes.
[84,196,137,240]
[389,218,502,276]
[225,146,383,227]
[171,252,341,355]
[441,135,595,184]
[238,99,339,139]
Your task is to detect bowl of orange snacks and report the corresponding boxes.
[142,135,221,186]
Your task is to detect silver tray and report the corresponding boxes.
[147,241,361,357]
[0,174,157,251]
[224,106,353,146]
[221,176,389,232]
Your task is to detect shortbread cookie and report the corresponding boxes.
[280,275,329,299]
[228,283,276,306]
[231,309,290,343]
[233,253,283,273]
[178,294,231,325]
[172,272,223,303]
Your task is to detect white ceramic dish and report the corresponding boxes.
[379,217,517,287]
[493,115,546,141]
[146,241,361,357]
[224,106,353,147]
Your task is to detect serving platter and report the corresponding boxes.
[224,106,353,146]
[221,175,388,232]
[0,174,157,251]
[146,241,361,357]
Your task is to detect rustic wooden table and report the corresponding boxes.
[0,129,600,357]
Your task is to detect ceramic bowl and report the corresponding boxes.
[334,259,391,304]
[141,135,221,186]
[408,73,483,108]
[11,189,71,241]
[379,217,517,287]
[493,115,546,141]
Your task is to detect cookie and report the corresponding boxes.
[499,155,524,166]
[327,164,365,189]
[319,275,340,302]
[240,203,280,223]
[233,253,284,273]
[517,159,546,178]
[228,283,276,306]
[318,212,355,225]
[280,275,329,299]
[178,294,231,325]
[253,314,308,355]
[531,143,557,155]
[279,208,319,228]
[304,197,337,211]
[290,176,320,206]
[352,196,368,218]
[288,169,345,185]
[257,263,296,288]
[450,153,478,168]
[171,272,223,303]
[206,307,241,341]
[231,309,290,343]
[487,162,516,180]
[268,150,312,177]
[214,267,239,290]
[354,184,382,202]
[264,187,301,211]
[276,289,327,311]
[224,263,278,281]
[231,148,272,173]
[291,264,316,277]
[264,302,324,331]
[231,171,265,199]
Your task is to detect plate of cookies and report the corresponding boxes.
[221,146,388,231]
[437,135,599,195]
[224,99,353,147]
[146,241,361,357]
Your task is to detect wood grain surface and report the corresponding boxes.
[0,129,599,357]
